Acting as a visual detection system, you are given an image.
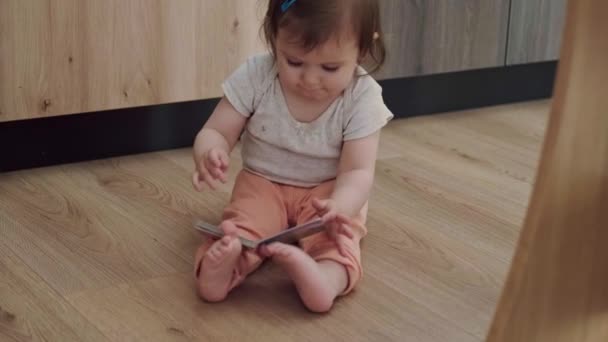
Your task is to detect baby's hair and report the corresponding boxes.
[262,0,386,74]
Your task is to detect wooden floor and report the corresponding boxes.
[0,100,549,341]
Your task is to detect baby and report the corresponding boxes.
[192,0,393,312]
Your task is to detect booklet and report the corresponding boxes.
[193,218,325,249]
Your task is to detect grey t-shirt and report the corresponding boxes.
[222,53,394,187]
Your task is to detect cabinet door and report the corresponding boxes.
[377,0,510,79]
[506,0,567,64]
[0,0,265,122]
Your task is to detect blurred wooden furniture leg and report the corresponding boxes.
[487,0,608,341]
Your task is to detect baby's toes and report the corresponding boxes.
[207,246,221,261]
[264,242,285,255]
[218,236,232,249]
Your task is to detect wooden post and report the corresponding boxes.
[487,0,608,341]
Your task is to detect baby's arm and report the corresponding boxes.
[194,97,247,156]
[192,97,248,190]
[330,131,381,217]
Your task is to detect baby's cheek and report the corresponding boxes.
[330,75,352,93]
[278,68,298,87]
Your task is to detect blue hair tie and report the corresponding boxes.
[281,0,296,13]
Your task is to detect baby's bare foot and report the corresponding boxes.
[260,242,347,313]
[197,225,242,302]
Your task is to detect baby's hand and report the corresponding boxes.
[312,198,354,256]
[192,148,230,191]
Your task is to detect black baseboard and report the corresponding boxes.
[0,61,556,173]
[380,61,556,117]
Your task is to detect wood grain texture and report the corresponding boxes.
[0,163,197,296]
[0,0,266,122]
[66,271,477,341]
[0,218,108,341]
[0,100,549,341]
[376,0,510,79]
[506,0,567,64]
[488,0,608,340]
[2,0,514,121]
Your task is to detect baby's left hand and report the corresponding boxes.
[312,198,354,256]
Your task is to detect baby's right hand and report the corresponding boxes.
[192,148,230,191]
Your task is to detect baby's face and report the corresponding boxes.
[275,29,360,102]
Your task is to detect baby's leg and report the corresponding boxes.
[195,221,242,302]
[260,181,368,312]
[194,170,288,302]
[260,223,366,312]
[259,242,350,313]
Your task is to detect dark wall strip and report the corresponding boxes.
[380,61,557,117]
[0,99,220,173]
[0,61,556,173]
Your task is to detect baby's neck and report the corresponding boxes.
[281,82,341,124]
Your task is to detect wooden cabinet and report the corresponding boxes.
[377,0,510,79]
[0,0,568,122]
[0,0,266,122]
[506,0,568,65]
[377,0,566,79]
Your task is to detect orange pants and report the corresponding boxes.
[194,170,368,295]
